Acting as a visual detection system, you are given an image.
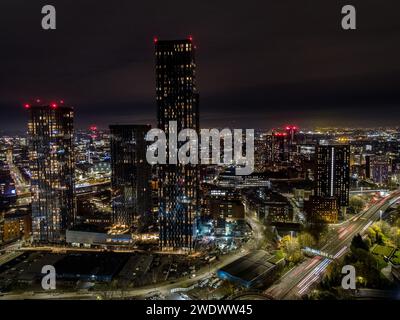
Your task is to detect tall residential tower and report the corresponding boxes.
[110,125,152,229]
[27,102,75,243]
[155,38,200,250]
[315,144,350,209]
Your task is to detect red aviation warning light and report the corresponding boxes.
[153,37,158,44]
[50,103,58,109]
[188,35,193,42]
[285,125,298,131]
[24,103,30,109]
[90,125,98,139]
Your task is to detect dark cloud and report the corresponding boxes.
[1,0,400,132]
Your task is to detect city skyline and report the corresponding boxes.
[2,1,400,305]
[1,1,400,132]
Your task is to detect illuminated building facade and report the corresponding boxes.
[28,103,75,243]
[244,190,293,223]
[315,144,350,211]
[110,125,151,229]
[371,155,391,185]
[304,195,339,224]
[210,199,245,222]
[254,131,268,173]
[285,125,298,161]
[1,212,31,243]
[271,131,288,163]
[285,125,298,145]
[155,38,200,250]
[268,126,299,164]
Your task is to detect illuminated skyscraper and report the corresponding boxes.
[285,125,298,146]
[285,125,298,161]
[27,102,75,243]
[315,144,350,209]
[110,125,151,229]
[254,131,268,173]
[371,155,391,185]
[155,38,200,250]
[271,131,288,163]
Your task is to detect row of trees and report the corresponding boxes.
[311,234,393,299]
[366,220,400,248]
[279,232,318,264]
[348,195,366,214]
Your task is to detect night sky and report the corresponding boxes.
[1,0,400,132]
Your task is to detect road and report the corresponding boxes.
[0,209,267,300]
[8,162,29,195]
[245,212,265,249]
[0,221,263,300]
[5,189,394,301]
[282,193,304,223]
[265,189,400,299]
[0,249,249,300]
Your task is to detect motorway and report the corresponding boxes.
[2,191,398,300]
[265,189,400,299]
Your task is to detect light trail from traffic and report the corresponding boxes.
[265,189,400,299]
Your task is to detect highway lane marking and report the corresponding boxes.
[305,256,321,270]
[297,260,332,295]
[333,246,347,259]
[297,258,330,288]
[298,275,319,295]
[276,192,400,299]
[361,221,373,232]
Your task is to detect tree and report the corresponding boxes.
[389,227,400,247]
[280,235,303,263]
[298,232,317,248]
[368,222,389,245]
[350,234,369,252]
[320,261,342,290]
[367,227,377,244]
[366,221,400,247]
[375,221,391,236]
[348,196,365,214]
[393,216,400,229]
[303,223,328,244]
[344,248,391,289]
[364,236,372,249]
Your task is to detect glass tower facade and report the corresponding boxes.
[155,38,200,250]
[28,104,75,243]
[315,144,350,208]
[110,124,152,229]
